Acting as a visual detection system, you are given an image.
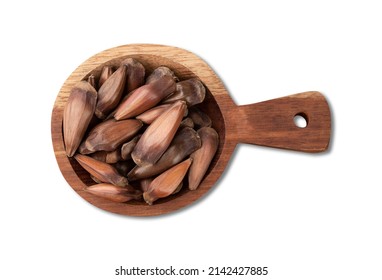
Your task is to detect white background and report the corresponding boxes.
[1,1,381,279]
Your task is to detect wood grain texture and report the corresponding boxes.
[51,44,331,217]
[230,91,331,152]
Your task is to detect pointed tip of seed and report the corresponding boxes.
[95,109,107,120]
[188,182,199,191]
[143,192,154,205]
[145,66,179,84]
[131,152,148,167]
[115,177,130,187]
[66,148,76,158]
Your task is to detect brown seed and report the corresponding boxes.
[121,58,145,93]
[98,65,113,88]
[114,76,176,120]
[131,101,187,166]
[188,127,219,190]
[143,158,192,205]
[145,66,178,84]
[135,104,188,124]
[63,81,97,157]
[79,119,142,154]
[128,127,201,180]
[121,135,141,160]
[84,183,142,203]
[75,154,130,187]
[95,64,127,119]
[189,107,212,128]
[163,78,205,106]
[136,104,188,125]
[135,104,172,124]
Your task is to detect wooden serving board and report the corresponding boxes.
[51,44,331,216]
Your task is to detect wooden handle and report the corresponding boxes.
[230,91,331,152]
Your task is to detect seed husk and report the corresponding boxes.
[63,81,97,157]
[131,100,187,166]
[189,107,212,128]
[121,58,145,93]
[128,127,200,180]
[143,158,192,205]
[95,64,127,119]
[79,119,142,154]
[98,65,113,88]
[188,127,219,190]
[145,66,178,84]
[84,183,142,203]
[163,78,205,106]
[121,135,141,160]
[114,76,176,120]
[75,154,130,187]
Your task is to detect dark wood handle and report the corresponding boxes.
[231,91,331,152]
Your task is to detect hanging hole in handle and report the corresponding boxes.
[294,113,308,128]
